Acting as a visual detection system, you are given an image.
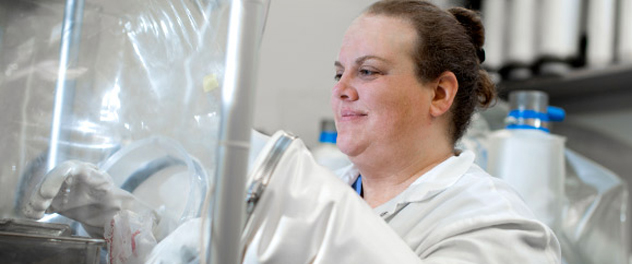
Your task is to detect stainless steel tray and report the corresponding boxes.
[0,218,105,264]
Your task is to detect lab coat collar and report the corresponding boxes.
[335,150,476,215]
[334,163,360,185]
[397,150,474,203]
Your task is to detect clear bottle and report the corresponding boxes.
[311,119,352,171]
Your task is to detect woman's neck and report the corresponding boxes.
[354,145,454,208]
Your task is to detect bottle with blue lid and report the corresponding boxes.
[486,90,566,230]
[318,119,338,144]
[311,119,351,171]
[505,90,565,132]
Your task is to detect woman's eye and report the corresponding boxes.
[334,73,342,81]
[359,69,376,76]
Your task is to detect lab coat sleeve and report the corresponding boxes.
[419,216,560,264]
[242,131,423,264]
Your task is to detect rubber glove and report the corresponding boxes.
[21,160,159,238]
[144,217,202,264]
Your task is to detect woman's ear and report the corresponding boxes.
[429,71,458,117]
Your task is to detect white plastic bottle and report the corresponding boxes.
[618,0,632,63]
[486,91,566,229]
[586,0,616,67]
[505,0,537,80]
[311,119,351,172]
[481,0,506,82]
[538,0,582,75]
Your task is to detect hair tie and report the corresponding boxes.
[476,48,486,63]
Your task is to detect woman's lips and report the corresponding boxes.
[340,109,367,121]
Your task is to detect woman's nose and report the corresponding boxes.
[333,76,359,101]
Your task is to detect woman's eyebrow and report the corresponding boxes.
[334,56,390,68]
[355,55,389,65]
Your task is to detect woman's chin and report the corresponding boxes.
[335,139,362,158]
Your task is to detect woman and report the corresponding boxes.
[332,0,561,262]
[23,1,561,263]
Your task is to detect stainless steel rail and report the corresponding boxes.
[205,0,271,264]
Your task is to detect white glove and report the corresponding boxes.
[22,160,159,238]
[144,217,202,264]
[105,210,160,264]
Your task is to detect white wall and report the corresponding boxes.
[254,0,377,148]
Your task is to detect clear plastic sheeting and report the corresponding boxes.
[0,0,229,237]
[560,149,629,264]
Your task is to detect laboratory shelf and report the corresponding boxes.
[497,64,632,113]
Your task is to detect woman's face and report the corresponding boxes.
[332,14,435,160]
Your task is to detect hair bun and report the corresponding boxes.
[448,7,485,50]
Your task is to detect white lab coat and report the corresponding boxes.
[337,150,562,263]
[147,131,562,263]
[242,131,423,263]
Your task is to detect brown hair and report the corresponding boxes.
[366,0,496,144]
